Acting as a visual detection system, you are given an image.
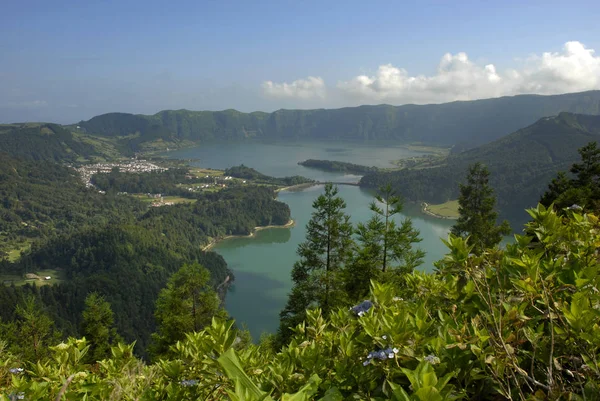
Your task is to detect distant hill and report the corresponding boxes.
[360,113,600,225]
[0,123,99,162]
[79,91,600,150]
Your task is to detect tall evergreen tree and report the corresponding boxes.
[346,185,424,299]
[1,295,61,362]
[150,263,226,357]
[541,141,600,211]
[278,184,353,344]
[451,163,510,253]
[81,292,120,363]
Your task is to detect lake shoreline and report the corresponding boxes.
[202,218,295,252]
[420,202,458,220]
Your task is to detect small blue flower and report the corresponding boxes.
[9,368,23,374]
[351,300,373,316]
[567,204,583,210]
[363,360,370,366]
[180,379,199,387]
[424,354,440,364]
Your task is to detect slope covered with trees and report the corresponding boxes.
[2,200,599,400]
[361,113,600,225]
[79,90,600,150]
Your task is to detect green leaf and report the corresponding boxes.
[317,386,343,401]
[282,374,321,401]
[218,348,273,401]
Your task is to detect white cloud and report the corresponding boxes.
[268,41,599,106]
[262,76,326,99]
[337,41,600,104]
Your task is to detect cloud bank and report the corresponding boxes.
[263,41,600,105]
[262,76,326,99]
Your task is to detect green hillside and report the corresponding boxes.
[360,113,600,225]
[79,90,600,150]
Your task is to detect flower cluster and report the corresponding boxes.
[351,300,373,317]
[9,368,24,374]
[423,354,440,364]
[180,379,199,387]
[363,347,399,365]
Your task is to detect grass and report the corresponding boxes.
[132,194,198,204]
[189,167,224,177]
[0,268,63,287]
[425,200,460,219]
[6,242,31,262]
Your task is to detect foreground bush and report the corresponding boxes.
[1,205,599,400]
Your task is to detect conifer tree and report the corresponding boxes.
[81,292,120,363]
[278,184,353,344]
[151,262,226,357]
[541,141,600,211]
[451,163,510,253]
[346,185,424,299]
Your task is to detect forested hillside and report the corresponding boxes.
[361,113,600,225]
[0,144,292,354]
[0,123,99,162]
[0,153,145,256]
[79,90,600,150]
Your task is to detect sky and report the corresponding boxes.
[1,0,599,123]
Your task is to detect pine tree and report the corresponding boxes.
[346,185,424,299]
[81,292,120,363]
[541,142,600,211]
[278,184,353,344]
[12,296,60,362]
[451,163,510,253]
[151,263,227,357]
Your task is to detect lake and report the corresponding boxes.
[166,141,454,339]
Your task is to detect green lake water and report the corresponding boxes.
[166,142,455,338]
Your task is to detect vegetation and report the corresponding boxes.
[298,159,379,174]
[2,204,600,399]
[150,263,228,357]
[451,163,511,253]
[224,165,313,186]
[79,91,600,151]
[423,200,459,219]
[347,185,424,299]
[0,153,145,257]
[278,184,354,344]
[361,113,600,225]
[541,141,600,212]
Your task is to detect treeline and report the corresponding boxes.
[361,113,600,225]
[224,164,313,186]
[298,159,379,174]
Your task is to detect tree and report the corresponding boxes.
[451,163,510,253]
[7,295,61,362]
[81,292,120,363]
[278,184,353,344]
[346,185,424,299]
[151,262,226,357]
[541,141,600,211]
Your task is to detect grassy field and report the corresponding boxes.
[424,200,460,219]
[189,167,224,177]
[0,268,63,287]
[132,194,198,204]
[6,242,31,262]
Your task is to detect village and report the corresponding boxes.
[73,159,168,188]
[72,159,244,207]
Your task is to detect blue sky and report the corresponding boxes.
[1,0,599,123]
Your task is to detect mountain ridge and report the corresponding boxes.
[360,112,600,225]
[77,90,600,151]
